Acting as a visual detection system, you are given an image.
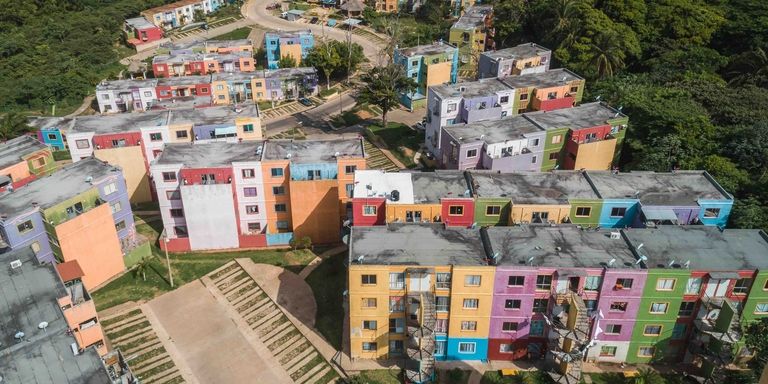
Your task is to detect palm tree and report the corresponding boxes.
[133,256,152,281]
[0,112,33,141]
[588,31,626,79]
[357,64,417,129]
[630,368,664,384]
[549,0,579,48]
[726,47,768,87]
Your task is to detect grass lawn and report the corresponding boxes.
[582,372,687,384]
[91,216,316,311]
[437,368,472,384]
[212,26,252,40]
[331,110,363,127]
[367,122,421,168]
[352,369,403,384]
[305,249,346,350]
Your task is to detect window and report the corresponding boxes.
[570,86,579,93]
[616,278,633,289]
[447,103,457,112]
[362,342,377,351]
[656,278,676,291]
[47,133,57,140]
[30,241,41,254]
[533,299,548,313]
[465,275,481,286]
[643,325,662,336]
[575,207,592,217]
[247,222,261,232]
[461,321,477,331]
[246,205,259,214]
[650,303,668,314]
[529,320,545,336]
[531,156,537,164]
[17,220,33,234]
[435,319,448,333]
[389,273,405,289]
[307,170,321,180]
[551,135,562,144]
[504,299,521,310]
[672,323,687,340]
[345,183,354,198]
[436,273,451,289]
[585,300,598,312]
[345,165,357,174]
[485,205,501,216]
[276,221,289,229]
[458,342,476,354]
[243,124,254,133]
[111,139,127,147]
[754,303,768,314]
[704,208,720,218]
[449,206,464,215]
[76,139,90,149]
[242,169,255,178]
[638,346,655,357]
[536,275,552,290]
[549,153,559,160]
[502,322,518,332]
[610,207,627,217]
[520,93,528,101]
[436,296,450,312]
[531,138,540,146]
[466,149,478,158]
[162,172,177,182]
[389,318,404,333]
[435,340,447,355]
[361,298,377,308]
[103,182,117,195]
[507,276,524,286]
[610,302,628,312]
[389,296,404,312]
[600,346,617,357]
[115,220,126,231]
[685,277,702,295]
[500,95,509,104]
[200,88,209,93]
[500,344,513,353]
[733,278,751,294]
[463,299,479,309]
[361,274,377,285]
[274,204,287,212]
[149,133,162,141]
[678,301,696,317]
[585,276,602,291]
[547,91,557,99]
[174,226,188,237]
[270,168,284,177]
[606,324,622,334]
[176,130,188,139]
[244,187,258,197]
[272,186,285,195]
[363,205,377,216]
[362,320,377,330]
[170,208,184,218]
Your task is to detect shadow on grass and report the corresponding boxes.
[305,250,346,350]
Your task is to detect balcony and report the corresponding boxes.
[462,103,504,124]
[545,292,589,384]
[533,95,576,112]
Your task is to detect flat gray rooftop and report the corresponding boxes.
[585,171,731,205]
[266,30,313,39]
[0,135,48,169]
[500,68,583,89]
[430,78,510,99]
[205,39,253,48]
[524,102,625,131]
[168,104,259,126]
[69,110,170,133]
[156,141,264,167]
[444,115,543,144]
[397,43,456,57]
[481,42,550,60]
[409,171,471,203]
[27,116,73,130]
[125,16,155,29]
[623,227,768,270]
[97,78,158,91]
[153,50,252,64]
[263,139,363,163]
[486,226,638,268]
[452,5,493,29]
[349,224,487,266]
[468,171,599,203]
[263,67,317,78]
[0,247,111,384]
[0,158,121,218]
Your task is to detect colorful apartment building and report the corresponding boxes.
[347,224,768,382]
[424,68,584,159]
[374,0,400,12]
[450,0,478,17]
[448,5,495,67]
[95,69,318,113]
[141,0,224,30]
[264,30,315,69]
[152,51,255,77]
[0,159,135,289]
[478,43,552,79]
[0,246,135,382]
[159,39,254,55]
[123,17,165,49]
[0,135,57,191]
[394,42,459,109]
[151,139,365,251]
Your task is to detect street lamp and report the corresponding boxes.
[163,236,174,288]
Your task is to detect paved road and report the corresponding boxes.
[264,92,358,135]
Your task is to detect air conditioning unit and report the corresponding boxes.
[10,259,22,269]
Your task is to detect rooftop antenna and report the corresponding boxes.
[492,252,500,264]
[637,243,644,251]
[607,258,616,267]
[667,259,676,268]
[356,255,365,264]
[527,256,535,265]
[684,260,690,268]
[635,255,648,265]
[471,222,477,229]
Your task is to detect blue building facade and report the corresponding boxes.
[264,30,315,69]
[394,42,459,109]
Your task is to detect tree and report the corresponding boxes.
[588,30,628,78]
[726,48,768,87]
[331,40,365,81]
[630,368,664,384]
[0,112,33,141]
[726,122,768,178]
[490,0,526,47]
[356,63,416,129]
[304,41,342,90]
[695,155,749,194]
[744,318,768,374]
[193,9,205,23]
[278,55,298,68]
[133,256,152,281]
[729,197,768,231]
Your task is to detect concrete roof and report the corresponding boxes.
[353,170,414,204]
[430,78,511,99]
[444,115,543,144]
[481,42,550,61]
[262,139,364,163]
[96,78,159,91]
[204,39,253,48]
[167,104,259,126]
[155,141,264,168]
[585,171,731,205]
[410,171,472,203]
[486,226,639,268]
[349,224,488,266]
[0,135,48,169]
[524,102,626,131]
[0,158,121,219]
[0,247,111,384]
[397,42,457,57]
[265,30,313,39]
[125,17,156,30]
[69,110,170,133]
[468,171,599,203]
[500,68,583,89]
[27,116,73,131]
[152,50,252,64]
[262,66,317,78]
[623,227,768,271]
[452,5,493,29]
[143,0,207,14]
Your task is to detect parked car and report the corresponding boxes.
[298,97,313,107]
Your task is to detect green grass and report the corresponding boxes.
[352,369,403,384]
[318,87,339,98]
[331,110,363,127]
[289,2,313,11]
[212,26,252,40]
[581,373,686,384]
[438,368,472,384]
[100,308,142,327]
[305,250,346,350]
[52,150,72,161]
[366,122,421,168]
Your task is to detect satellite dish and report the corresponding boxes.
[38,322,48,330]
[14,332,24,340]
[342,234,349,245]
[635,255,648,265]
[684,260,691,268]
[667,260,676,268]
[527,256,535,265]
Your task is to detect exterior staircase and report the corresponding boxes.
[404,269,436,384]
[546,292,590,384]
